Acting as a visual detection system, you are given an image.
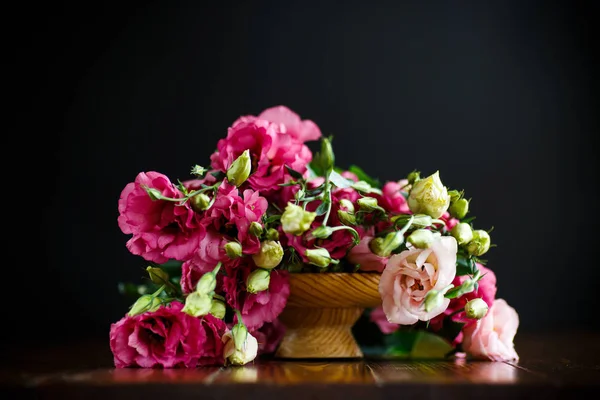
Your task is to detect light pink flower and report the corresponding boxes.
[109,302,227,368]
[118,171,203,263]
[257,105,322,142]
[379,236,458,325]
[180,228,229,294]
[462,299,519,361]
[377,180,410,215]
[370,306,399,334]
[440,211,459,231]
[347,236,389,273]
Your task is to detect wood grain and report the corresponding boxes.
[275,273,382,359]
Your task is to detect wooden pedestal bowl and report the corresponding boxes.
[274,272,382,359]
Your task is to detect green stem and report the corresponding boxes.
[321,177,333,226]
[151,285,166,297]
[397,215,415,235]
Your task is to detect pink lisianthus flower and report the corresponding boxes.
[210,116,312,194]
[462,299,520,361]
[347,236,389,272]
[117,171,203,263]
[223,262,290,330]
[180,228,230,294]
[257,105,322,143]
[201,181,267,255]
[379,236,458,324]
[250,319,286,355]
[109,302,227,368]
[370,306,399,334]
[376,180,411,215]
[440,211,459,231]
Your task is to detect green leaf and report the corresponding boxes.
[348,165,381,188]
[456,254,475,276]
[306,163,320,179]
[285,165,305,180]
[210,170,226,180]
[328,170,353,188]
[384,330,454,359]
[315,199,330,216]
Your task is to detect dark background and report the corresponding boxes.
[9,0,599,347]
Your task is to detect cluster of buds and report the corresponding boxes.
[127,266,172,316]
[182,263,225,319]
[451,223,491,257]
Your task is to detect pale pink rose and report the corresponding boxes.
[118,171,203,263]
[370,306,399,334]
[257,105,322,142]
[379,236,458,325]
[462,299,519,361]
[109,302,227,368]
[347,236,389,272]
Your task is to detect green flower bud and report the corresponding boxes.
[351,181,372,193]
[196,271,217,295]
[246,269,271,293]
[407,171,451,219]
[146,266,169,285]
[310,226,333,239]
[305,248,336,268]
[227,149,252,187]
[407,170,420,185]
[319,137,335,173]
[281,203,317,235]
[251,240,284,269]
[231,322,249,351]
[466,230,491,256]
[145,187,164,201]
[224,325,258,366]
[411,214,433,228]
[407,229,436,249]
[265,228,279,241]
[225,241,243,259]
[337,210,356,225]
[249,221,263,237]
[339,199,355,214]
[209,299,227,319]
[128,295,161,316]
[464,298,489,319]
[294,189,305,200]
[357,197,382,212]
[190,165,208,177]
[423,290,443,313]
[190,193,211,212]
[182,292,212,317]
[449,198,469,219]
[369,230,404,257]
[447,189,462,203]
[451,222,474,245]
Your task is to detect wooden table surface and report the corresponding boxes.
[2,331,599,399]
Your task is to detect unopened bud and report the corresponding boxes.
[128,295,161,316]
[305,248,336,268]
[265,228,279,240]
[225,241,243,259]
[423,290,443,313]
[311,226,333,239]
[190,193,211,212]
[196,269,218,295]
[407,229,436,249]
[281,203,316,236]
[451,222,473,245]
[339,199,355,213]
[369,230,404,257]
[449,198,469,219]
[411,214,433,228]
[146,266,169,285]
[227,149,252,187]
[407,170,420,185]
[407,171,450,219]
[209,299,227,319]
[357,197,382,212]
[351,181,372,193]
[251,240,284,269]
[337,210,356,225]
[464,298,489,319]
[145,187,164,201]
[249,221,263,237]
[294,189,305,200]
[182,292,212,317]
[466,230,491,256]
[190,165,208,177]
[447,189,462,203]
[223,327,258,366]
[319,137,335,173]
[246,269,271,293]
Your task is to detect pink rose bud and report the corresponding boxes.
[227,149,252,187]
[281,203,316,235]
[246,269,271,294]
[407,171,451,219]
[225,242,243,259]
[451,222,474,245]
[466,230,491,256]
[190,193,211,212]
[252,240,284,269]
[450,198,469,219]
[182,292,213,317]
[465,298,489,319]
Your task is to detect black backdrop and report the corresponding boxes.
[10,0,599,347]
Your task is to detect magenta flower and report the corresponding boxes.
[376,180,411,215]
[257,105,322,143]
[118,172,203,263]
[180,227,229,294]
[109,302,227,368]
[251,319,286,355]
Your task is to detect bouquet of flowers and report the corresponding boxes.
[110,105,519,368]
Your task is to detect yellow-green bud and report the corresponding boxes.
[411,214,433,228]
[209,299,227,319]
[337,209,356,225]
[407,229,436,249]
[190,193,211,212]
[369,231,404,257]
[231,322,249,351]
[407,171,451,219]
[305,248,336,268]
[423,290,443,313]
[190,165,208,177]
[224,327,258,366]
[146,266,169,285]
[351,181,372,193]
[357,197,382,212]
[447,189,462,203]
[281,203,316,235]
[451,222,473,245]
[227,149,252,187]
[265,228,279,240]
[145,187,163,201]
[466,230,491,256]
[246,269,271,293]
[407,170,420,185]
[251,240,284,269]
[225,241,243,259]
[339,199,355,214]
[249,221,263,237]
[128,295,161,316]
[319,137,335,173]
[182,292,212,317]
[294,189,305,200]
[311,226,333,239]
[464,298,489,319]
[449,198,469,219]
[196,271,217,295]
